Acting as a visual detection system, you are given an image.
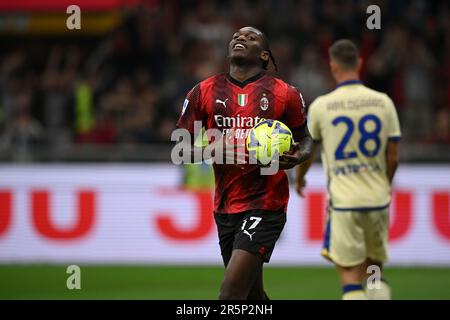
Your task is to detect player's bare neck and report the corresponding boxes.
[229,64,263,84]
[335,72,360,85]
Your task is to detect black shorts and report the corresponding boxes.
[214,209,286,265]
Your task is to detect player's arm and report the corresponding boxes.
[386,139,399,184]
[278,124,314,170]
[277,86,314,170]
[385,96,402,184]
[295,141,319,197]
[295,97,322,197]
[174,84,241,164]
[174,84,212,163]
[292,124,314,164]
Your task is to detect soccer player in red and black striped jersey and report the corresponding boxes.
[176,26,313,300]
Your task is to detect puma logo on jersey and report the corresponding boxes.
[243,230,256,241]
[215,98,228,108]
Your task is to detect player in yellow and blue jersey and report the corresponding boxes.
[296,39,401,300]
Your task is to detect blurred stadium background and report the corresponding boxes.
[0,0,449,299]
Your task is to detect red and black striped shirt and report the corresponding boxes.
[177,72,307,214]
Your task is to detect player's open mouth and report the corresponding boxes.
[233,43,246,50]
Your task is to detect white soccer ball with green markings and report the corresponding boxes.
[246,119,293,165]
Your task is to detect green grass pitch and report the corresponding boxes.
[1,265,450,299]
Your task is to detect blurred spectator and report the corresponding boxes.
[428,108,450,145]
[290,44,331,104]
[0,91,43,161]
[0,0,448,161]
[402,37,436,141]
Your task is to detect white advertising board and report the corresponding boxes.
[0,164,449,265]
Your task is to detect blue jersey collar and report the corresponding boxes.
[336,80,363,88]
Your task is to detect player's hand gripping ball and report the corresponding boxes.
[246,119,293,165]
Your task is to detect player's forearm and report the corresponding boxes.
[386,141,400,184]
[386,159,398,184]
[297,142,317,179]
[297,135,314,165]
[291,123,314,165]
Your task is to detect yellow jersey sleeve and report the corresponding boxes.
[385,95,401,140]
[307,98,323,142]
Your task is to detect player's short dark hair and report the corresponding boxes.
[329,39,360,70]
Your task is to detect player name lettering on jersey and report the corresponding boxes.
[326,98,385,111]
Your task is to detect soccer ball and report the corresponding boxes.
[246,119,293,165]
